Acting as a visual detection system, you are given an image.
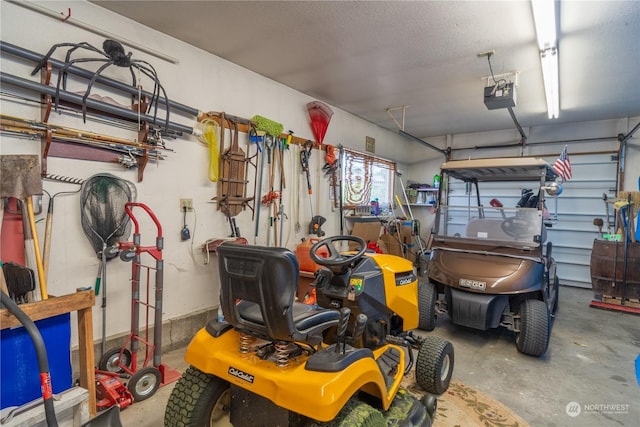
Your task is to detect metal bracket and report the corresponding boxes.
[385,105,410,131]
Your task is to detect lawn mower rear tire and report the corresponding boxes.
[164,366,230,426]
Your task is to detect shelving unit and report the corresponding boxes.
[405,187,438,207]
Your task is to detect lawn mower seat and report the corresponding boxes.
[217,243,341,346]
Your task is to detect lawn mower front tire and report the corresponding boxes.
[415,336,454,395]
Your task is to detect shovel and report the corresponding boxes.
[0,155,47,299]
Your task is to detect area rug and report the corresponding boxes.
[402,373,530,427]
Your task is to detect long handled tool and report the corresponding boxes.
[251,115,283,244]
[0,155,46,299]
[337,144,345,235]
[396,172,425,255]
[277,137,287,247]
[253,131,265,244]
[300,139,315,219]
[42,179,83,278]
[263,136,275,246]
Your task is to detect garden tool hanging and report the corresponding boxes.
[0,155,45,300]
[299,139,324,236]
[211,114,256,218]
[261,135,278,246]
[307,101,333,146]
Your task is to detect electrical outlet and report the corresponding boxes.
[180,198,193,212]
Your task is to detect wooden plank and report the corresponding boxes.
[197,111,326,151]
[77,304,97,416]
[590,300,640,315]
[0,290,94,329]
[602,296,640,308]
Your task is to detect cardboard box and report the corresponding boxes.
[379,224,417,262]
[349,222,382,250]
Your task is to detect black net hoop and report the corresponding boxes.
[80,173,136,257]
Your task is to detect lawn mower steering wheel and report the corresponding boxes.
[309,235,367,269]
[501,216,537,239]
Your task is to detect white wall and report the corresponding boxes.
[0,0,413,347]
[1,1,638,346]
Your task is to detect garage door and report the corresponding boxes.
[541,152,618,288]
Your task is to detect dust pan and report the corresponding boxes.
[307,101,333,144]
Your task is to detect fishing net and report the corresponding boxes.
[80,173,136,258]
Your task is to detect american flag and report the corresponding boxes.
[553,145,572,182]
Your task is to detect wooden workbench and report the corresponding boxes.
[0,290,97,416]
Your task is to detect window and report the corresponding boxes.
[342,148,396,209]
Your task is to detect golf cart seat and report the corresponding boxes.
[217,243,341,346]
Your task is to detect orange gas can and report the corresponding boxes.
[296,238,328,272]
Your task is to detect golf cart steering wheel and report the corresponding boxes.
[501,216,537,239]
[309,235,367,269]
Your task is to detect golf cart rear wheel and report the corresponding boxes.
[516,299,550,357]
[164,366,230,426]
[418,281,437,331]
[98,347,131,373]
[416,336,454,395]
[128,366,161,402]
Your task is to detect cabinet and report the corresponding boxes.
[405,187,438,206]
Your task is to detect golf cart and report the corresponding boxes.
[419,157,560,357]
[165,236,454,426]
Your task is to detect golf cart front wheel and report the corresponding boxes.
[98,347,131,373]
[128,366,161,402]
[516,299,550,357]
[164,366,231,426]
[416,336,454,395]
[418,281,437,331]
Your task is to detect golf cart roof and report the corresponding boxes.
[440,157,558,182]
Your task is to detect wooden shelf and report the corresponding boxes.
[1,290,97,416]
[345,215,389,222]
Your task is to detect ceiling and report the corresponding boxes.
[93,1,640,140]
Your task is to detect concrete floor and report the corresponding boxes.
[120,286,640,427]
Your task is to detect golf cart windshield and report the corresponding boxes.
[434,205,544,247]
[432,157,558,249]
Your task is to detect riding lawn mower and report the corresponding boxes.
[164,236,454,426]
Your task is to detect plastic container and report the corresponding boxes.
[296,238,328,272]
[433,174,440,189]
[1,313,72,408]
[370,198,380,215]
